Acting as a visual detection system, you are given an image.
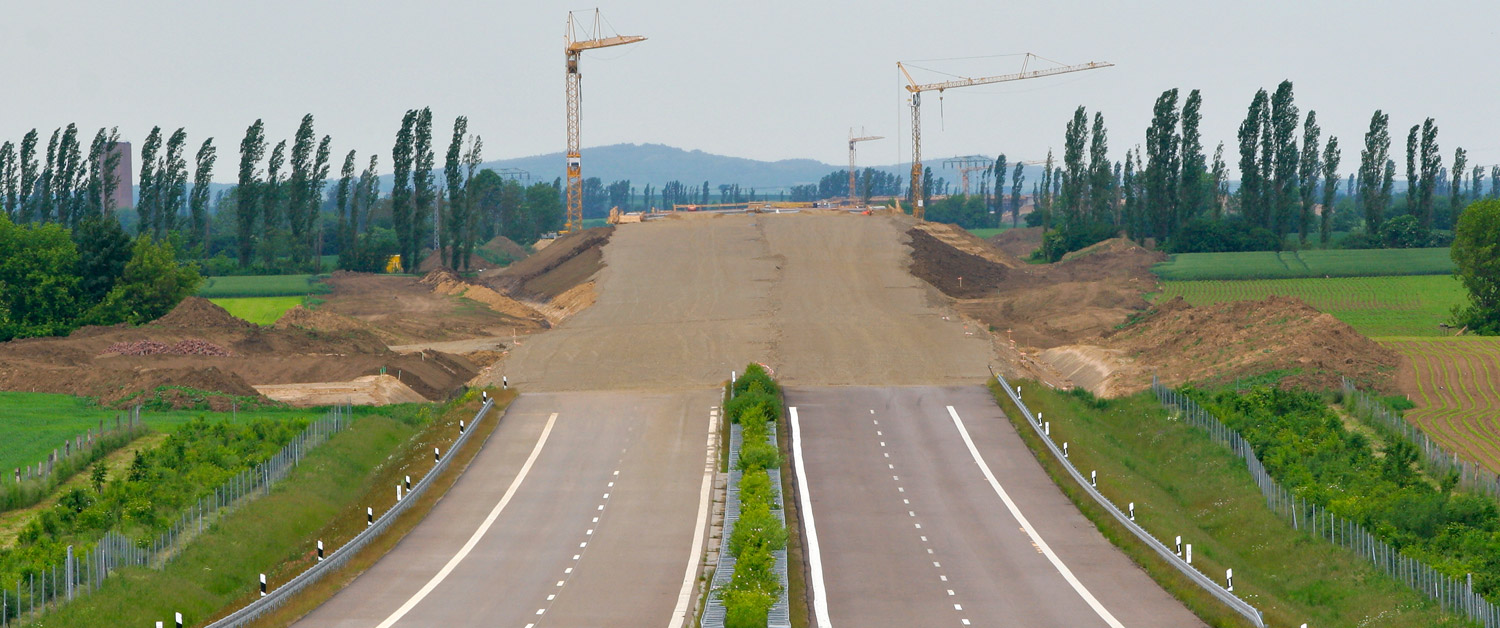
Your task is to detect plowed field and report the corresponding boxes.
[1386,337,1500,468]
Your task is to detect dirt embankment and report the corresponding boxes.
[314,271,548,345]
[906,230,1396,396]
[416,235,532,274]
[0,298,478,408]
[988,226,1043,259]
[1087,296,1401,395]
[484,227,612,301]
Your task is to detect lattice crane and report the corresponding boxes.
[565,10,645,233]
[898,53,1113,221]
[848,129,884,206]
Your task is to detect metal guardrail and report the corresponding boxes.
[202,397,496,628]
[701,407,791,628]
[994,373,1266,627]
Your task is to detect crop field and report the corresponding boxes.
[1153,247,1454,280]
[209,296,305,325]
[197,274,331,298]
[1157,275,1468,337]
[1382,337,1500,469]
[0,391,320,476]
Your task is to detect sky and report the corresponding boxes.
[3,0,1498,183]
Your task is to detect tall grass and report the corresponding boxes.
[197,275,330,298]
[1153,248,1455,281]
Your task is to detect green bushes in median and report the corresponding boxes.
[721,363,787,628]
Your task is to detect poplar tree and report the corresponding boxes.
[1269,81,1299,239]
[1417,118,1441,229]
[993,154,1007,223]
[310,136,332,265]
[1320,136,1341,244]
[411,108,435,270]
[236,120,266,268]
[157,128,188,238]
[1492,166,1499,199]
[1059,106,1089,227]
[190,138,216,252]
[1297,111,1321,243]
[1037,150,1054,228]
[85,130,106,220]
[0,142,14,217]
[1451,147,1467,216]
[1357,111,1391,231]
[1009,162,1025,227]
[261,140,287,266]
[337,150,356,258]
[1144,88,1180,240]
[137,127,162,235]
[1178,89,1206,224]
[1237,90,1268,226]
[287,115,316,264]
[462,135,484,269]
[55,124,80,226]
[17,130,38,222]
[1088,113,1113,225]
[1209,142,1227,220]
[98,128,121,219]
[444,116,467,270]
[1472,165,1485,203]
[391,110,417,272]
[1405,126,1419,213]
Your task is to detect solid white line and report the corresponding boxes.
[946,405,1125,628]
[790,407,833,628]
[374,412,560,628]
[667,407,719,628]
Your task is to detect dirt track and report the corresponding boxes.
[491,213,994,391]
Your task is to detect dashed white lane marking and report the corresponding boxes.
[668,405,719,628]
[947,405,1126,628]
[547,594,556,601]
[789,407,833,628]
[373,412,559,628]
[565,567,573,573]
[556,580,564,586]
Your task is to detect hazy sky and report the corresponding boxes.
[3,0,1497,183]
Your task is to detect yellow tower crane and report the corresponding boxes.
[847,129,884,207]
[898,53,1113,221]
[565,10,645,233]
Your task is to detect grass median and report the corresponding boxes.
[988,380,1466,628]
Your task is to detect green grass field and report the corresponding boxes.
[197,274,331,298]
[209,296,305,325]
[0,391,321,476]
[964,226,1012,239]
[1157,275,1468,337]
[992,382,1466,627]
[1153,248,1454,281]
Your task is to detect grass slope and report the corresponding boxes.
[1153,248,1454,281]
[0,391,317,476]
[198,274,330,298]
[991,381,1465,627]
[209,296,305,326]
[1157,275,1468,337]
[964,226,1011,239]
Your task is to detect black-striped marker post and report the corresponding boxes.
[367,507,373,527]
[459,420,465,434]
[434,447,441,462]
[259,573,266,597]
[317,540,324,562]
[405,475,411,490]
[176,612,184,628]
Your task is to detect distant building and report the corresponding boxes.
[105,141,133,210]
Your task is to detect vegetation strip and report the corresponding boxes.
[703,365,791,628]
[1160,383,1500,625]
[1157,275,1467,337]
[1152,248,1455,281]
[204,395,497,628]
[991,373,1264,626]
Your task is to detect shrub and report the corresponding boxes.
[721,587,775,628]
[729,499,788,557]
[726,390,778,424]
[1380,215,1430,249]
[738,441,781,472]
[734,363,779,398]
[739,468,777,507]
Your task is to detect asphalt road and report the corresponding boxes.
[294,391,717,628]
[790,385,1202,627]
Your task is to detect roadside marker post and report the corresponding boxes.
[1186,544,1192,565]
[1044,421,1050,436]
[177,612,184,628]
[459,420,465,434]
[1226,568,1234,591]
[1063,442,1069,458]
[1128,503,1135,521]
[259,574,266,597]
[1090,470,1096,487]
[1175,536,1183,557]
[367,507,373,527]
[405,475,411,490]
[435,447,441,463]
[317,540,324,562]
[502,376,508,390]
[397,484,403,502]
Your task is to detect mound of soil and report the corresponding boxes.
[907,229,1009,298]
[1100,296,1400,393]
[488,227,613,301]
[151,297,257,331]
[420,270,548,324]
[273,305,377,335]
[102,339,233,357]
[482,236,530,262]
[989,227,1043,259]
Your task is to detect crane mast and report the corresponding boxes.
[848,129,883,206]
[565,10,645,233]
[899,53,1112,221]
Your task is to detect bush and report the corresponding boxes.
[1038,220,1118,262]
[1380,215,1430,249]
[726,390,778,425]
[1450,199,1500,335]
[729,499,788,556]
[734,364,779,398]
[1165,218,1281,254]
[738,441,781,472]
[1338,230,1382,250]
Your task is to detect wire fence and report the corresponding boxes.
[201,396,496,628]
[1341,377,1500,501]
[1155,380,1500,626]
[1,404,351,627]
[994,373,1266,627]
[3,406,143,512]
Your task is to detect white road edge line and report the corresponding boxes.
[790,406,834,628]
[374,411,560,628]
[668,407,720,628]
[946,405,1125,628]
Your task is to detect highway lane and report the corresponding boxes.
[791,386,1201,627]
[294,390,716,628]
